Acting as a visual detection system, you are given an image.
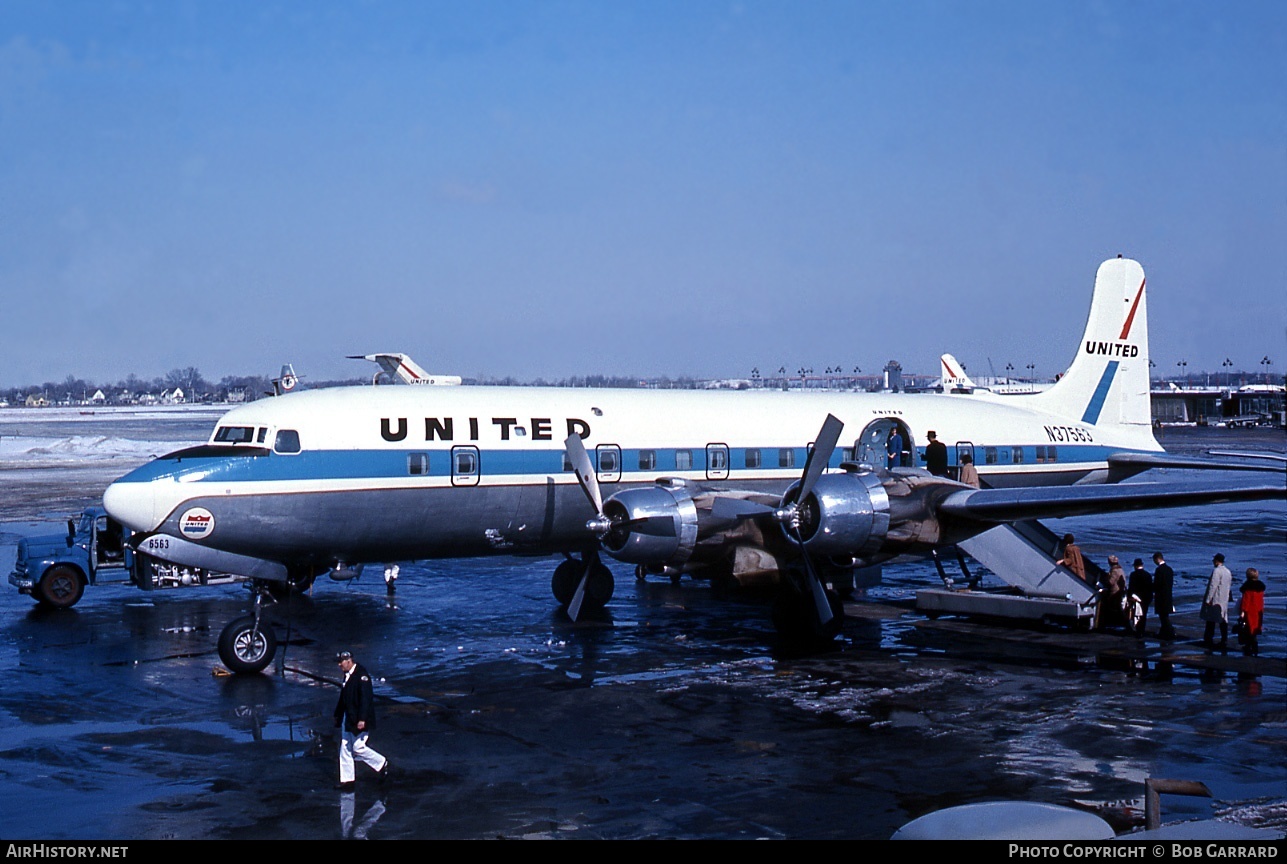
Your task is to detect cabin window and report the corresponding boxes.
[638,449,656,471]
[1047,446,1057,462]
[706,444,729,480]
[985,447,998,465]
[675,449,693,470]
[407,453,430,475]
[598,449,619,473]
[778,448,795,469]
[562,453,573,472]
[452,446,481,486]
[214,426,255,444]
[1036,446,1047,463]
[840,447,855,462]
[256,427,267,444]
[745,448,761,469]
[273,429,301,454]
[1012,446,1024,464]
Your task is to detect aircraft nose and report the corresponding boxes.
[103,479,158,533]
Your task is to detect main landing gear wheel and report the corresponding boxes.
[217,615,278,674]
[772,568,844,649]
[551,558,614,613]
[37,565,85,609]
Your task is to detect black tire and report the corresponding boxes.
[552,559,584,607]
[37,565,85,609]
[772,569,844,648]
[217,615,278,674]
[582,561,614,609]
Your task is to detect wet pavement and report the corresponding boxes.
[0,417,1284,840]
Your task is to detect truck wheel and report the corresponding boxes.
[217,616,277,674]
[37,565,85,609]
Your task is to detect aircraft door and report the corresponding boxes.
[706,444,729,480]
[596,445,622,484]
[451,446,481,487]
[855,418,912,470]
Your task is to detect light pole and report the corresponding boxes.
[1025,362,1035,382]
[1176,359,1187,386]
[1222,358,1232,388]
[1262,356,1273,385]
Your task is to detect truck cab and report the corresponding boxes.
[9,506,238,608]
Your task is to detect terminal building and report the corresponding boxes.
[1150,384,1285,428]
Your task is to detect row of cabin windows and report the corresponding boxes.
[411,444,1067,478]
[979,445,1057,465]
[561,447,798,473]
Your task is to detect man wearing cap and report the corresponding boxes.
[333,651,389,790]
[922,431,949,477]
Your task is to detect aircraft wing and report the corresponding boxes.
[938,479,1285,524]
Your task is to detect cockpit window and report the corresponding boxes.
[273,429,301,454]
[213,426,257,444]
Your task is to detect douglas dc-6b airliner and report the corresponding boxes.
[102,257,1285,672]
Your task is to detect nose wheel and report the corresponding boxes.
[216,587,279,674]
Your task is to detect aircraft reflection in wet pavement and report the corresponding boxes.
[101,257,1285,673]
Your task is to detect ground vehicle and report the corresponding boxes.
[9,507,241,608]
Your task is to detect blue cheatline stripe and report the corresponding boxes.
[1081,361,1119,425]
[114,441,1131,486]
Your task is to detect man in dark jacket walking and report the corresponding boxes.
[333,651,389,790]
[1152,552,1175,641]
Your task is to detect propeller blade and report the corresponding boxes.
[564,434,603,516]
[568,572,588,621]
[794,526,835,627]
[798,414,844,503]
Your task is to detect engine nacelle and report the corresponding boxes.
[600,480,699,567]
[780,468,891,558]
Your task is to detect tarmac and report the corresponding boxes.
[1,567,1283,840]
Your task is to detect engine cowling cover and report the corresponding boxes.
[601,481,699,567]
[781,469,891,559]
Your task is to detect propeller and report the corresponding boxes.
[775,414,845,628]
[564,432,609,535]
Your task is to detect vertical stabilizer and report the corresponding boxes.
[939,354,978,392]
[1028,257,1151,427]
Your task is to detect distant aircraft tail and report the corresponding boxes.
[1027,257,1152,428]
[348,353,463,386]
[939,354,978,392]
[271,364,301,396]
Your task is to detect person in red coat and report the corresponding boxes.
[1236,568,1266,657]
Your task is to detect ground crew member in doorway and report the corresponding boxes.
[334,650,390,790]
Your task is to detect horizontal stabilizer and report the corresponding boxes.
[938,480,1285,524]
[1107,451,1287,481]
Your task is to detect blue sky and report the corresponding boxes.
[2,1,1283,387]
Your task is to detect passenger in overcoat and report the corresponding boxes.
[1201,553,1233,650]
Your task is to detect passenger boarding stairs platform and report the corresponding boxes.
[916,520,1105,626]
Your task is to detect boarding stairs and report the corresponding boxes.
[915,521,1104,625]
